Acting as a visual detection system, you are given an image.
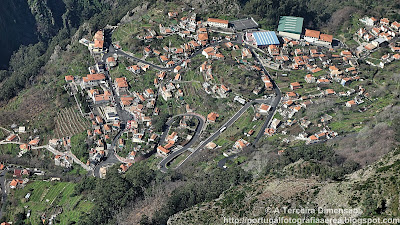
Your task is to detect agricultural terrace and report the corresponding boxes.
[6,181,93,225]
[54,107,91,138]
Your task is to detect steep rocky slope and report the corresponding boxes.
[168,149,400,224]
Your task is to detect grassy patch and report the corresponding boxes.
[0,144,19,157]
[7,181,93,225]
[168,151,190,169]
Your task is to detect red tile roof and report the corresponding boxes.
[305,29,320,38]
[207,18,228,24]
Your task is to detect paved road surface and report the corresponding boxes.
[160,98,272,173]
[0,169,8,219]
[217,154,237,169]
[93,129,125,178]
[158,114,205,173]
[175,42,282,171]
[251,50,282,145]
[103,45,172,71]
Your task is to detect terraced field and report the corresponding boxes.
[8,181,94,225]
[54,107,91,138]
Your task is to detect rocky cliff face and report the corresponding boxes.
[0,0,105,69]
[168,149,400,224]
[0,0,38,69]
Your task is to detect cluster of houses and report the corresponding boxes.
[79,30,105,55]
[156,116,199,157]
[134,12,233,74]
[2,165,44,189]
[65,71,117,167]
[356,16,400,68]
[74,11,399,166]
[2,132,45,157]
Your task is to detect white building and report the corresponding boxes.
[207,18,229,29]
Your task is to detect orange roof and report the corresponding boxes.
[29,139,39,146]
[305,29,320,38]
[207,18,228,24]
[164,141,174,149]
[259,104,270,111]
[115,77,128,88]
[104,124,111,131]
[198,33,209,41]
[290,82,301,87]
[65,75,74,81]
[160,55,168,61]
[10,179,18,187]
[347,100,356,105]
[94,39,104,48]
[286,92,297,97]
[309,135,318,141]
[381,18,389,24]
[326,89,335,94]
[203,47,214,53]
[157,146,170,154]
[106,57,115,62]
[94,30,103,40]
[330,65,339,71]
[311,68,322,73]
[120,164,128,172]
[83,74,105,82]
[319,34,333,43]
[20,144,29,150]
[145,89,154,95]
[221,84,229,92]
[392,21,400,28]
[293,106,302,111]
[318,78,330,83]
[207,112,219,121]
[236,140,246,148]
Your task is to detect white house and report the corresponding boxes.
[207,18,229,29]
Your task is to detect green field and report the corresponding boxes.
[214,107,262,148]
[0,143,19,157]
[168,151,190,169]
[7,181,93,225]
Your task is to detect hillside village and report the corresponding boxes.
[1,8,399,186]
[0,0,400,223]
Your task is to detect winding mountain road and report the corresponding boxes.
[158,113,205,173]
[99,29,281,173]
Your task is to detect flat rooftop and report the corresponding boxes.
[253,31,280,46]
[277,16,304,34]
[230,18,259,30]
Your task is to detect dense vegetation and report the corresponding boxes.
[264,143,361,180]
[0,0,152,103]
[1,0,400,224]
[70,131,89,162]
[73,161,250,225]
[240,0,400,30]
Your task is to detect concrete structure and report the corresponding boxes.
[250,31,280,48]
[102,106,119,122]
[277,16,304,39]
[304,29,333,47]
[207,18,229,28]
[230,18,259,31]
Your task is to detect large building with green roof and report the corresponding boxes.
[277,16,304,39]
